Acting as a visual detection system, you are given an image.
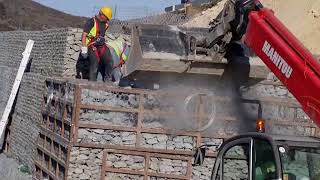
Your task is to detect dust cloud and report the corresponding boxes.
[149,72,257,137]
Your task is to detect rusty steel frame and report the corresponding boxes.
[64,83,77,180]
[35,79,76,180]
[72,84,81,145]
[102,149,192,180]
[34,78,319,180]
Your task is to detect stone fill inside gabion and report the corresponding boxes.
[202,138,224,152]
[141,133,196,151]
[68,147,103,180]
[149,158,188,175]
[192,157,215,180]
[80,109,138,127]
[81,89,139,108]
[78,129,136,146]
[106,153,145,171]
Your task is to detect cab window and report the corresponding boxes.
[280,146,320,180]
[254,139,277,180]
[222,144,250,180]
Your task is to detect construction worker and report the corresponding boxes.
[106,35,130,85]
[81,6,113,81]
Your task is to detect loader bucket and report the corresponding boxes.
[123,24,269,79]
[125,24,191,76]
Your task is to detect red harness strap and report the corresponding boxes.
[92,45,107,63]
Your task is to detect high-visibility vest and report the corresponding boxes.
[85,17,105,46]
[107,39,128,62]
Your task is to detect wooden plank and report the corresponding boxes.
[0,40,34,149]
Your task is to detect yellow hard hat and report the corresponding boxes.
[100,6,113,20]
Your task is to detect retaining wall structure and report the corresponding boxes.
[0,29,76,169]
[32,77,318,180]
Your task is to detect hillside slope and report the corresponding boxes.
[0,0,87,31]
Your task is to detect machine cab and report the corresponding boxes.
[193,133,320,180]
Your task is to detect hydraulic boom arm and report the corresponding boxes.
[242,1,320,126]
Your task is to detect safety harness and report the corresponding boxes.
[86,17,108,63]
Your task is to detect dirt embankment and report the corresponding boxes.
[261,0,320,54]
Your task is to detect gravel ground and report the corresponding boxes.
[0,153,32,180]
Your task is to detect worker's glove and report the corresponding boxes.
[81,46,88,58]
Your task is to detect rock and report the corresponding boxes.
[143,133,156,139]
[121,132,132,137]
[146,138,158,145]
[175,142,184,149]
[65,48,74,55]
[79,174,90,180]
[157,135,168,142]
[92,129,105,134]
[182,161,188,167]
[122,134,135,141]
[128,94,138,105]
[74,168,83,174]
[70,150,80,156]
[112,137,122,144]
[79,154,89,161]
[153,143,167,149]
[78,129,89,136]
[130,163,144,170]
[149,162,159,171]
[167,145,175,150]
[193,170,201,176]
[107,154,118,162]
[172,160,182,166]
[183,136,193,143]
[74,32,82,40]
[159,164,174,173]
[173,166,183,172]
[275,86,287,96]
[132,156,144,163]
[113,161,127,168]
[103,134,113,141]
[184,143,194,149]
[173,136,184,143]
